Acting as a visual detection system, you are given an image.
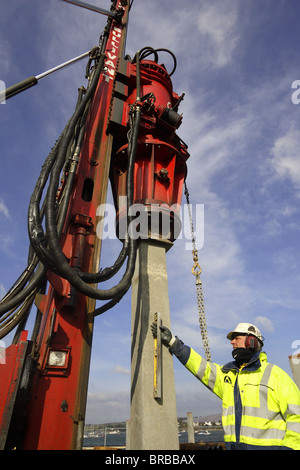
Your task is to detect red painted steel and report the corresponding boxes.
[110,59,189,241]
[0,1,189,450]
[17,1,129,450]
[0,331,32,449]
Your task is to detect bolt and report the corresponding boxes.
[60,400,68,413]
[159,168,169,178]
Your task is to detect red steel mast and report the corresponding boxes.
[0,0,189,450]
[0,0,130,450]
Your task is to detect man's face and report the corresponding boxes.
[231,334,246,349]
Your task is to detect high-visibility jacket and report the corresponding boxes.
[169,338,300,450]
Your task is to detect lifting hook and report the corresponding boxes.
[191,250,202,277]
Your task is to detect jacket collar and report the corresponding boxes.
[222,351,267,373]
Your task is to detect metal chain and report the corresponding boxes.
[184,182,211,362]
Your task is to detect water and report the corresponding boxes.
[180,429,224,444]
[83,429,224,449]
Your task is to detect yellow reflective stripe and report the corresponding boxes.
[222,405,234,418]
[285,403,300,417]
[196,355,207,380]
[242,406,283,421]
[261,362,274,382]
[238,364,287,443]
[223,431,236,442]
[185,349,218,392]
[220,360,300,447]
[196,360,217,392]
[240,425,286,442]
[286,421,300,433]
[241,414,286,432]
[207,363,217,391]
[185,349,202,376]
[239,363,277,419]
[222,405,235,441]
[223,421,236,442]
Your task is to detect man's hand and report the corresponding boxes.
[150,322,175,347]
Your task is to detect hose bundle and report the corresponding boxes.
[0,39,179,340]
[0,38,142,340]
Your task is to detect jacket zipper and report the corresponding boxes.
[234,371,242,445]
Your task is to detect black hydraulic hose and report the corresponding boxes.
[79,51,141,285]
[0,42,141,328]
[45,106,140,300]
[93,109,141,314]
[138,47,159,64]
[27,48,132,291]
[0,291,36,340]
[0,79,93,325]
[0,264,45,316]
[0,34,114,333]
[133,47,177,77]
[0,254,38,308]
[27,89,86,267]
[93,280,131,316]
[28,91,86,265]
[0,294,34,330]
[152,48,177,76]
[43,44,142,301]
[57,108,130,285]
[79,236,129,283]
[28,43,142,283]
[27,86,86,263]
[42,53,104,254]
[59,76,130,284]
[55,101,90,235]
[28,135,64,272]
[28,55,105,276]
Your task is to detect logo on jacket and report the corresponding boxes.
[224,376,232,384]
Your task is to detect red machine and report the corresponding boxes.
[0,0,188,450]
[109,51,188,241]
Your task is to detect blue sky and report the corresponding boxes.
[1,0,300,424]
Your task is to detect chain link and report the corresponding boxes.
[184,183,211,362]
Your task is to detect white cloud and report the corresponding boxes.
[254,316,274,333]
[0,5,19,79]
[0,198,10,218]
[1,0,299,427]
[86,391,129,424]
[270,128,300,192]
[114,365,130,375]
[197,1,239,67]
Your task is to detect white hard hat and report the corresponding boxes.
[227,322,264,345]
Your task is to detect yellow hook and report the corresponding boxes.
[191,250,202,276]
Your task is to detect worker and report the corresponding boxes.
[151,321,300,450]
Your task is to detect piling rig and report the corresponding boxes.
[0,0,189,449]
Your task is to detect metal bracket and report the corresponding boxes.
[62,0,120,19]
[153,312,162,399]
